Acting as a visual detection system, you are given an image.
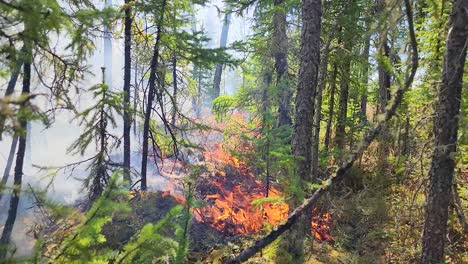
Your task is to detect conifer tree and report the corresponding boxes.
[281,0,322,260]
[421,0,467,262]
[68,68,124,201]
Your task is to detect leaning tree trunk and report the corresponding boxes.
[123,0,132,184]
[421,0,467,263]
[0,50,31,259]
[279,0,321,261]
[324,64,337,151]
[273,0,292,127]
[141,0,166,191]
[212,9,231,99]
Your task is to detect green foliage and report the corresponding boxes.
[251,196,285,207]
[48,171,130,263]
[30,170,195,264]
[115,206,182,263]
[66,78,126,200]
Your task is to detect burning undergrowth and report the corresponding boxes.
[186,143,334,243]
[147,111,334,253]
[193,143,289,235]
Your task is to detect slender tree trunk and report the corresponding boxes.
[133,56,139,136]
[402,116,410,156]
[376,0,392,170]
[421,1,467,262]
[0,53,31,260]
[141,0,166,191]
[377,0,391,114]
[261,71,273,197]
[123,0,132,184]
[273,0,292,127]
[171,55,178,126]
[360,27,371,123]
[213,9,231,99]
[377,35,390,113]
[335,40,351,150]
[279,0,321,261]
[0,136,18,203]
[0,59,23,202]
[0,49,24,139]
[324,64,337,151]
[311,27,336,178]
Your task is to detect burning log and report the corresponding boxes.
[225,1,417,262]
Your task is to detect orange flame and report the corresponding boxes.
[161,111,332,241]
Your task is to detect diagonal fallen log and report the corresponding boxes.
[226,0,418,263]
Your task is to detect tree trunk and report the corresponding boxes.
[0,136,18,203]
[171,55,178,126]
[0,59,23,202]
[212,10,231,99]
[0,54,31,260]
[0,48,24,139]
[335,40,351,150]
[360,27,371,123]
[261,71,273,197]
[420,0,467,262]
[123,0,132,184]
[280,0,321,261]
[376,0,392,170]
[273,0,292,127]
[311,26,336,179]
[402,116,410,156]
[377,0,391,114]
[324,64,337,151]
[141,0,166,191]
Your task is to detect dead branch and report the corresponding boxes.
[225,0,418,262]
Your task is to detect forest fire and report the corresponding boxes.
[188,143,333,242]
[193,143,289,234]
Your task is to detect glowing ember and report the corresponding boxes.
[311,209,334,242]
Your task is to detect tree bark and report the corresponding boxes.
[0,59,23,202]
[335,39,351,149]
[212,9,231,99]
[376,0,392,172]
[0,53,31,260]
[420,0,467,262]
[360,25,371,123]
[171,55,178,126]
[141,0,166,191]
[324,64,337,151]
[0,136,18,203]
[377,0,391,114]
[0,46,24,139]
[311,25,337,179]
[123,0,132,184]
[281,0,321,260]
[273,0,292,127]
